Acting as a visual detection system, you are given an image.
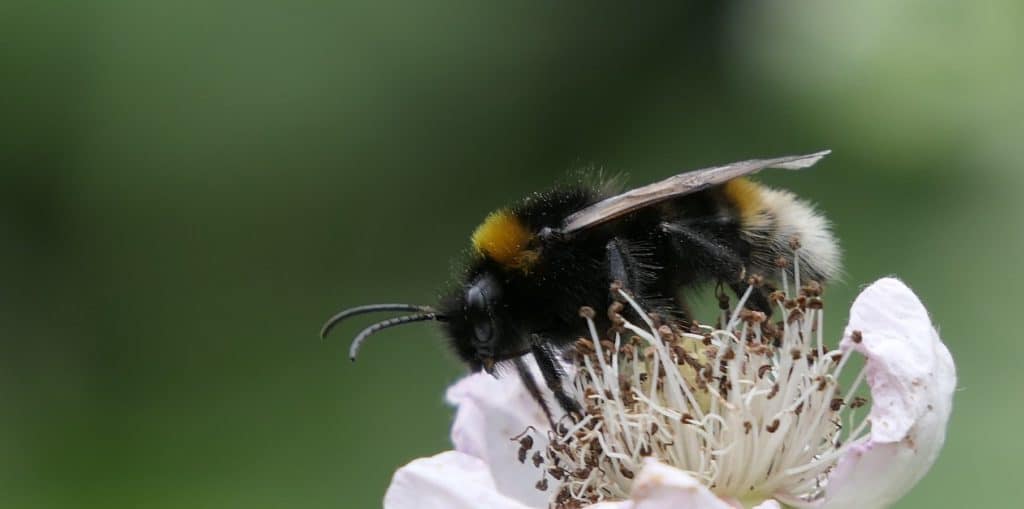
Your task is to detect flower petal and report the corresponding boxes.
[819,278,956,509]
[572,461,776,509]
[446,356,552,507]
[624,459,737,509]
[383,451,536,509]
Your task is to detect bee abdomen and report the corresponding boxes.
[724,179,841,284]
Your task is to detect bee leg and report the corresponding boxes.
[661,221,773,315]
[530,335,583,420]
[660,222,744,278]
[606,237,662,323]
[660,221,773,314]
[513,356,556,429]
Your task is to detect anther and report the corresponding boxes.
[718,294,731,311]
[519,435,534,451]
[575,338,595,355]
[787,309,804,324]
[608,301,625,316]
[657,324,674,338]
[801,280,822,297]
[740,308,767,324]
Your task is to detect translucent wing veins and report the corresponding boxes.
[559,150,831,234]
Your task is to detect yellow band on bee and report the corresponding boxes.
[721,178,765,224]
[471,210,539,270]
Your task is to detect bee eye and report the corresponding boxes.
[467,284,486,313]
[467,287,490,341]
[466,275,500,349]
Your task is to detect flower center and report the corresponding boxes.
[518,260,873,508]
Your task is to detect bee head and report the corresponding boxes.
[439,272,531,375]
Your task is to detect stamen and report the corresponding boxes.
[520,247,872,508]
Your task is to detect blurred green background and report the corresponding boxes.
[2,1,1021,508]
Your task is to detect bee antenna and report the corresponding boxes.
[348,313,447,361]
[320,303,435,340]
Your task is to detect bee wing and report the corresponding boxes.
[559,150,831,234]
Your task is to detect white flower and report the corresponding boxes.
[382,278,955,509]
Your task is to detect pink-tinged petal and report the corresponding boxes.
[575,461,778,509]
[446,356,552,507]
[818,278,956,509]
[384,451,536,509]
[624,459,736,509]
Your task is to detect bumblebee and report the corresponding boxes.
[321,151,840,424]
